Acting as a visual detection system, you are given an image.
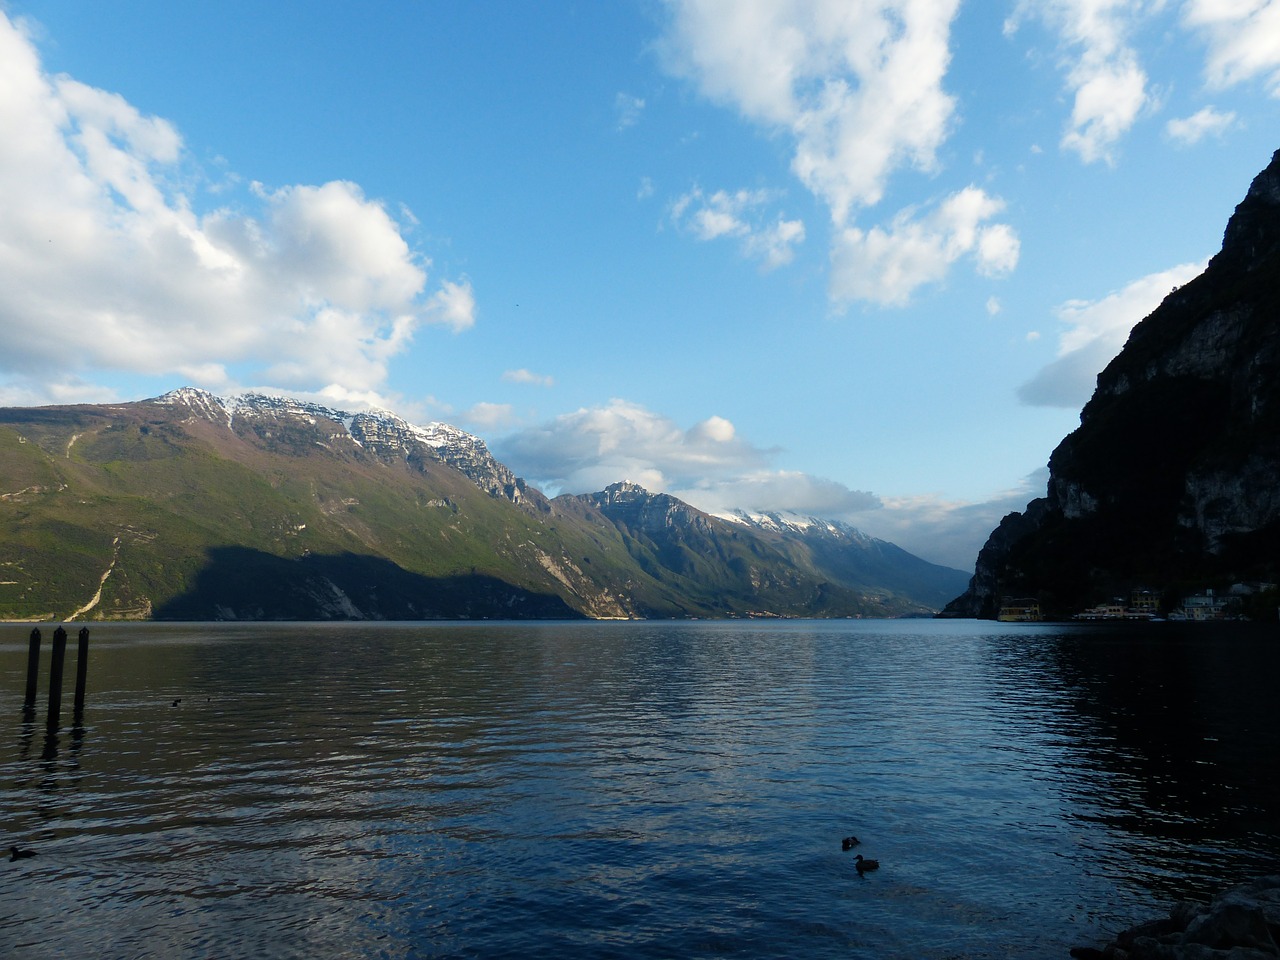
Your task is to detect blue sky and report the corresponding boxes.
[1,1,1278,570]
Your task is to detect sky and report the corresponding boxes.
[1,1,1278,571]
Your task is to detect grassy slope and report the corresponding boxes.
[0,401,955,620]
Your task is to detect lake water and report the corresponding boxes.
[2,619,1278,959]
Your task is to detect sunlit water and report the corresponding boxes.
[2,619,1278,959]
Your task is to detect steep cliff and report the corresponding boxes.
[946,149,1280,619]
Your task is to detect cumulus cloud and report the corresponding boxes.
[670,186,805,268]
[1183,0,1280,96]
[1165,106,1238,145]
[660,1,1017,305]
[1006,0,1152,164]
[661,0,960,223]
[830,186,1018,306]
[1018,261,1205,408]
[0,12,470,404]
[493,399,777,497]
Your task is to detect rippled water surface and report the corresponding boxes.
[2,619,1279,958]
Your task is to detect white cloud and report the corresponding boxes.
[494,399,775,497]
[503,368,555,388]
[660,0,961,224]
[1183,0,1280,96]
[1006,0,1153,164]
[425,278,477,332]
[660,2,1023,304]
[0,12,469,404]
[1165,106,1239,144]
[615,91,646,130]
[830,186,1019,306]
[670,186,805,268]
[1018,260,1205,407]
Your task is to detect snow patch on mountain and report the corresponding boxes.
[149,387,524,504]
[717,507,874,544]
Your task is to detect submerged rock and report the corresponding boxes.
[1071,876,1280,959]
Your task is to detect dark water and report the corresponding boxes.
[1,619,1278,959]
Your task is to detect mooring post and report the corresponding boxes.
[47,625,67,728]
[24,628,41,710]
[73,627,90,718]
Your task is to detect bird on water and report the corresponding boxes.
[9,845,36,862]
[841,836,860,850]
[854,854,879,874]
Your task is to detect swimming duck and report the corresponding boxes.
[854,855,879,874]
[841,836,860,850]
[9,845,36,862]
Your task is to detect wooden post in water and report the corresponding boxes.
[73,627,90,719]
[47,625,67,728]
[23,628,41,710]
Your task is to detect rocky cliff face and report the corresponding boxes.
[158,388,542,510]
[946,149,1280,619]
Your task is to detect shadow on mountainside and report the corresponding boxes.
[153,546,583,621]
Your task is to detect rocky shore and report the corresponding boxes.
[1070,876,1280,959]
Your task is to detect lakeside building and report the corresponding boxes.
[997,598,1043,622]
[1073,588,1161,621]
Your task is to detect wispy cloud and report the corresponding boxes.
[1006,0,1153,165]
[1018,261,1206,408]
[614,91,646,130]
[0,12,470,405]
[670,186,805,268]
[463,402,516,430]
[1165,105,1239,145]
[503,368,555,388]
[1183,0,1280,96]
[830,187,1018,307]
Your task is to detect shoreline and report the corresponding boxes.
[1070,875,1280,958]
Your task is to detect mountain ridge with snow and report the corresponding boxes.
[0,390,966,621]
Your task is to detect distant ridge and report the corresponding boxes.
[0,390,966,621]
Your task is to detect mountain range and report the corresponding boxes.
[0,388,967,621]
[945,147,1280,620]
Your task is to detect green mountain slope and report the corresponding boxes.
[0,390,966,620]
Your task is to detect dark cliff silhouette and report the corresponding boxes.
[947,148,1280,619]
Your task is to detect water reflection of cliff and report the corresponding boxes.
[986,622,1280,902]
